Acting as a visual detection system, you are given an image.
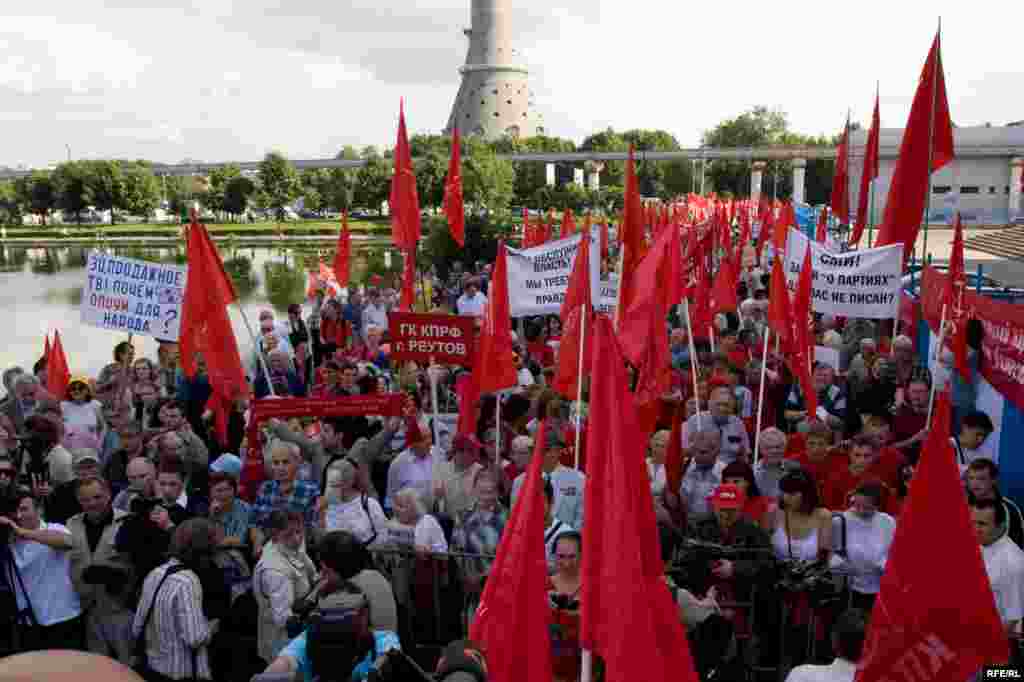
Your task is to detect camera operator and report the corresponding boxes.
[262,531,400,682]
[154,454,209,525]
[67,476,135,664]
[113,456,156,513]
[254,510,320,665]
[0,488,84,652]
[19,414,74,491]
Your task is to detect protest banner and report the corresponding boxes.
[81,251,188,339]
[596,276,618,316]
[506,228,601,317]
[784,228,902,319]
[388,312,475,366]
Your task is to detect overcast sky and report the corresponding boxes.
[1,1,1020,168]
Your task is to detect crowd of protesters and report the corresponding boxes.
[0,229,1021,682]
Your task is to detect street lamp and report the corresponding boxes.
[65,145,71,162]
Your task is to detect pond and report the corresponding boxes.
[0,242,398,384]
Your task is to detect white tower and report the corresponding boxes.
[445,0,544,140]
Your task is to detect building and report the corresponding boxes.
[846,124,1024,225]
[445,0,544,140]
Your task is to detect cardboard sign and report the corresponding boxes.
[388,312,475,366]
[81,251,188,339]
[505,228,601,317]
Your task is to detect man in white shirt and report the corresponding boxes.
[952,410,996,474]
[456,279,488,317]
[512,428,585,529]
[361,289,389,344]
[683,387,750,465]
[753,427,790,499]
[679,427,726,518]
[973,498,1024,636]
[1,489,83,651]
[785,608,867,682]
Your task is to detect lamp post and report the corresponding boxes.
[65,145,71,162]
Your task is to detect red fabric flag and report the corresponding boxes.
[476,242,517,394]
[851,94,881,246]
[767,257,793,352]
[616,146,645,325]
[773,202,793,254]
[830,121,851,224]
[542,209,555,244]
[179,216,248,446]
[553,230,593,398]
[442,127,465,247]
[815,207,828,243]
[521,208,533,248]
[666,223,684,309]
[43,334,51,366]
[470,422,554,682]
[855,391,1008,682]
[875,32,955,264]
[399,250,416,312]
[689,258,713,342]
[943,213,971,379]
[581,316,699,682]
[389,100,422,252]
[756,203,774,262]
[792,245,818,419]
[47,330,71,398]
[734,208,752,265]
[333,211,351,288]
[455,367,479,437]
[710,255,738,314]
[559,208,576,239]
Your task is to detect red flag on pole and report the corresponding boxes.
[333,211,351,288]
[179,214,248,445]
[815,207,828,243]
[47,330,71,398]
[791,245,818,419]
[581,316,700,682]
[851,93,881,246]
[389,100,422,253]
[399,250,416,312]
[476,242,517,394]
[854,391,1008,682]
[470,422,554,682]
[616,146,644,326]
[710,255,738,314]
[767,257,793,352]
[442,127,465,247]
[559,208,576,239]
[943,213,971,379]
[875,31,955,264]
[43,334,51,366]
[756,202,774,262]
[553,230,593,398]
[830,119,851,224]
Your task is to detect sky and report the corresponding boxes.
[0,0,1021,168]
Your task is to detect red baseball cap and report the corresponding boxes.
[708,483,746,510]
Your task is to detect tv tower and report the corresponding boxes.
[445,0,544,140]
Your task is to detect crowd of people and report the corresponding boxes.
[0,232,1021,682]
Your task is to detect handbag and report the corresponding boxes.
[134,564,202,682]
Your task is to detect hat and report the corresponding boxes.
[210,454,243,478]
[545,428,566,450]
[68,376,90,389]
[71,448,100,467]
[708,483,746,510]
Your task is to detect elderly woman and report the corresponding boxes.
[60,377,104,450]
[253,510,320,666]
[319,456,388,546]
[387,488,448,554]
[255,350,304,399]
[451,472,507,597]
[434,434,486,520]
[647,430,670,497]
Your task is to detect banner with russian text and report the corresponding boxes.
[81,251,188,339]
[388,312,475,366]
[506,229,601,317]
[784,228,902,319]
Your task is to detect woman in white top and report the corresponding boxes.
[647,430,670,497]
[60,377,104,446]
[766,469,833,564]
[388,488,448,554]
[319,457,388,546]
[833,481,895,613]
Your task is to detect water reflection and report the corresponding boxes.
[224,256,258,301]
[0,246,28,273]
[30,249,62,275]
[263,259,305,312]
[43,287,84,306]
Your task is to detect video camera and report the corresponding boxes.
[775,559,842,604]
[12,434,48,488]
[129,495,165,518]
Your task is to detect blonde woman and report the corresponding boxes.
[319,457,388,546]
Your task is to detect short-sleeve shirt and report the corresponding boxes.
[12,523,82,626]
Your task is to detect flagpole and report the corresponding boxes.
[920,19,942,265]
[581,650,593,682]
[868,81,879,248]
[495,395,502,466]
[709,324,716,353]
[753,330,771,466]
[926,303,948,430]
[682,300,703,431]
[236,305,277,397]
[574,310,587,470]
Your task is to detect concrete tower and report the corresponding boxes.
[445,0,544,140]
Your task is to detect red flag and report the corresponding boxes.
[830,120,851,224]
[792,245,818,419]
[710,255,738,314]
[666,223,684,309]
[43,334,51,366]
[851,93,881,246]
[689,257,713,342]
[875,31,955,264]
[855,391,1008,682]
[179,215,248,445]
[559,208,576,239]
[399,250,416,312]
[476,242,517,394]
[774,202,793,254]
[455,369,479,438]
[442,127,465,247]
[389,100,422,252]
[581,316,699,682]
[756,202,774,261]
[521,208,533,248]
[616,146,645,325]
[47,330,71,398]
[553,230,593,398]
[767,257,793,352]
[943,213,971,379]
[598,218,609,266]
[333,211,351,288]
[815,207,828,243]
[470,422,554,682]
[734,208,752,265]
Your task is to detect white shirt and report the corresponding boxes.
[385,515,448,553]
[784,658,857,682]
[833,511,895,594]
[325,495,389,546]
[456,292,488,317]
[982,533,1024,625]
[60,399,103,435]
[647,460,667,497]
[516,367,535,387]
[361,303,389,341]
[683,414,750,465]
[12,522,82,626]
[680,460,726,517]
[386,446,446,510]
[512,465,586,529]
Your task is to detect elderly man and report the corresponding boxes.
[846,337,879,399]
[892,334,930,387]
[683,387,750,465]
[679,427,726,517]
[785,363,848,434]
[67,477,135,664]
[511,428,585,529]
[3,373,43,433]
[255,349,304,399]
[112,456,156,513]
[361,289,389,343]
[386,418,447,512]
[753,428,791,499]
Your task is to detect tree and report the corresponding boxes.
[223,175,256,217]
[258,152,300,221]
[163,175,197,220]
[578,128,685,198]
[462,137,515,216]
[300,169,329,215]
[14,171,57,226]
[490,133,577,208]
[702,106,790,197]
[87,160,125,224]
[353,147,390,215]
[0,180,21,225]
[207,164,242,217]
[52,161,94,224]
[119,161,161,219]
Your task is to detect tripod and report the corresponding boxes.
[0,533,37,657]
